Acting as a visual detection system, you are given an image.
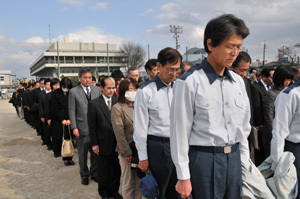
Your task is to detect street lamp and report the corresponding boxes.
[170,25,183,50]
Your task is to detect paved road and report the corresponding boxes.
[0,99,100,199]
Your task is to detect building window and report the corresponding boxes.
[98,67,108,73]
[0,75,4,81]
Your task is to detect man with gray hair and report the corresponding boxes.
[127,66,139,82]
[69,67,101,185]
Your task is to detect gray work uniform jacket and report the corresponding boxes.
[258,152,297,199]
[241,155,275,199]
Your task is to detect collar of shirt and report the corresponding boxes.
[202,59,235,84]
[260,79,269,91]
[46,90,52,94]
[154,74,174,91]
[102,94,111,106]
[81,84,90,94]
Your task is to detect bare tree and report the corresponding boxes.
[277,44,300,66]
[119,41,146,71]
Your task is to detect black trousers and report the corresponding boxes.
[42,122,52,146]
[97,151,121,197]
[147,135,181,199]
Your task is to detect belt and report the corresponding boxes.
[147,135,170,142]
[190,143,239,154]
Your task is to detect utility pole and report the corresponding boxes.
[48,25,51,46]
[263,41,266,67]
[170,25,183,50]
[57,41,60,79]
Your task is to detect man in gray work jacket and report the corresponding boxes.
[170,14,251,199]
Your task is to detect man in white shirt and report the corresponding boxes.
[134,47,182,199]
[170,14,251,199]
[271,78,300,199]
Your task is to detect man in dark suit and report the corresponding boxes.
[251,68,274,165]
[68,68,101,185]
[88,76,122,199]
[38,78,52,150]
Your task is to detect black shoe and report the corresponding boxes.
[41,142,46,146]
[54,154,61,158]
[68,160,75,165]
[110,193,123,199]
[47,145,52,150]
[91,176,98,182]
[81,178,89,185]
[64,160,70,166]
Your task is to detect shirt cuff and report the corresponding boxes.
[138,149,148,161]
[176,164,191,180]
[271,162,278,171]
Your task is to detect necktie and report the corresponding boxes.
[86,87,91,100]
[107,99,111,110]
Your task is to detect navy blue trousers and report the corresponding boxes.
[189,147,242,199]
[284,140,300,199]
[147,135,181,199]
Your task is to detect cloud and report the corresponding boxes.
[0,27,124,77]
[90,2,110,10]
[137,9,154,16]
[59,26,123,44]
[58,0,88,7]
[148,0,300,62]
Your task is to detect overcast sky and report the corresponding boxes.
[1,0,300,77]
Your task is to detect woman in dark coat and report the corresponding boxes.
[51,77,75,166]
[262,66,294,157]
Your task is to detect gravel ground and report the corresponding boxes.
[0,99,101,199]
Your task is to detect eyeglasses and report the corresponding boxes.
[224,45,244,53]
[165,67,182,74]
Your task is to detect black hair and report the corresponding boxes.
[60,77,72,90]
[292,67,300,76]
[118,78,139,103]
[273,66,294,87]
[232,51,252,69]
[44,78,51,85]
[261,68,274,78]
[78,67,92,77]
[100,76,114,88]
[50,78,60,90]
[92,76,96,82]
[204,14,249,53]
[39,78,45,83]
[144,59,158,71]
[98,75,106,83]
[111,69,124,79]
[157,47,182,67]
[249,68,257,74]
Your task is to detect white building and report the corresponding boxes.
[0,70,16,98]
[30,41,126,78]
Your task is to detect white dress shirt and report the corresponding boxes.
[102,94,112,107]
[170,59,251,180]
[133,75,174,161]
[81,84,90,95]
[271,80,300,170]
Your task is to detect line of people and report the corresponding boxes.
[8,13,300,199]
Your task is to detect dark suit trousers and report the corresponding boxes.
[97,151,121,197]
[42,122,52,146]
[254,130,267,166]
[284,140,300,199]
[76,135,97,180]
[147,135,181,199]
